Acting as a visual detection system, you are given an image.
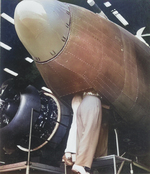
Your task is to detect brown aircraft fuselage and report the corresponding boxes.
[14,0,150,130]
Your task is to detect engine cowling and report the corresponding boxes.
[0,81,71,153]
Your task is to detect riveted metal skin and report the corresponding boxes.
[14,1,150,130]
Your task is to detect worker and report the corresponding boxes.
[63,91,103,174]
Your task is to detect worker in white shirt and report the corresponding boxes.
[63,90,107,174]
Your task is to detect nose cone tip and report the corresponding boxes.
[14,0,46,22]
[14,0,71,62]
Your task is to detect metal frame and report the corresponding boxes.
[92,128,150,174]
[26,108,34,174]
[92,129,133,174]
[92,155,132,174]
[0,161,64,173]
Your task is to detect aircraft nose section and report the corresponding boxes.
[14,0,70,62]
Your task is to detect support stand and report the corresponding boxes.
[92,155,132,174]
[26,108,34,174]
[92,129,133,174]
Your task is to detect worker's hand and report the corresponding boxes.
[62,152,76,166]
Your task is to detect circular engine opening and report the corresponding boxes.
[17,92,61,152]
